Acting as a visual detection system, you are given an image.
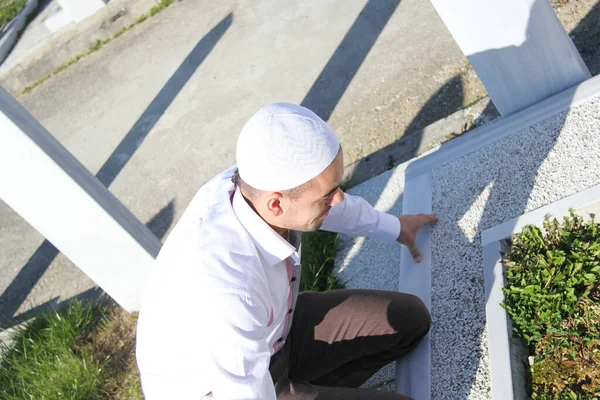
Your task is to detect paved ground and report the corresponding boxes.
[0,0,598,334]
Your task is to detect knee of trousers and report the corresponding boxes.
[388,293,432,339]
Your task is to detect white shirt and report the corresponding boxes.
[136,166,400,400]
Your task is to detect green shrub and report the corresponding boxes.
[502,210,600,399]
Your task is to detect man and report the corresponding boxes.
[136,103,437,399]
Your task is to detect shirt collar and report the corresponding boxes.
[232,188,296,266]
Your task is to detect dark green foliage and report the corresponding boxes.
[502,210,600,399]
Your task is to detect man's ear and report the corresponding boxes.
[266,192,284,217]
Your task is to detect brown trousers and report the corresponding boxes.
[269,289,431,400]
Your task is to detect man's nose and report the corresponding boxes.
[330,189,344,207]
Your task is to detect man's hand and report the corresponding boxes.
[397,214,439,263]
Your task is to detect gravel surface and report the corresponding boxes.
[429,94,600,399]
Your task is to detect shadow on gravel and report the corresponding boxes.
[0,13,232,330]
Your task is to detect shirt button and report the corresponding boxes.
[288,308,293,314]
[278,337,284,342]
[291,277,297,282]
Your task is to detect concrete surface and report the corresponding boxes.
[44,0,106,33]
[0,0,163,86]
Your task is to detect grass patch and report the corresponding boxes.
[300,179,358,292]
[301,230,344,292]
[0,301,142,399]
[0,301,104,399]
[502,211,600,399]
[0,0,26,28]
[21,0,176,96]
[149,0,174,16]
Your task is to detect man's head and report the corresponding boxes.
[235,103,345,232]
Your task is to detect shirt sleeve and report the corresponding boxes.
[320,192,401,241]
[206,290,276,400]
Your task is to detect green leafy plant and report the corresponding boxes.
[502,210,600,399]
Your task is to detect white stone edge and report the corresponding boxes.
[481,182,600,400]
[482,241,515,400]
[395,75,600,399]
[482,183,600,246]
[396,172,433,400]
[406,74,600,180]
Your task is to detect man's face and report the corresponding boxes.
[282,149,345,232]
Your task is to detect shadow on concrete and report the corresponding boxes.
[96,12,233,187]
[0,13,232,330]
[569,0,600,76]
[344,0,599,189]
[301,0,400,122]
[145,200,175,240]
[345,75,477,185]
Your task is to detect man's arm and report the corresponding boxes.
[320,192,400,241]
[320,192,437,262]
[206,290,276,400]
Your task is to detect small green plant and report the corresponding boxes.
[502,210,600,399]
[149,0,174,16]
[89,39,103,52]
[0,0,26,28]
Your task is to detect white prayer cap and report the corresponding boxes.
[236,102,340,191]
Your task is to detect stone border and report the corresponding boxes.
[394,74,600,399]
[481,183,600,400]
